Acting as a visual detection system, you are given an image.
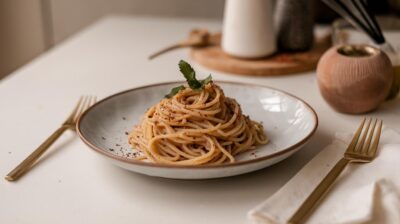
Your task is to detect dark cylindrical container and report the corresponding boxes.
[274,0,314,51]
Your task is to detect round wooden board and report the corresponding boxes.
[191,35,331,76]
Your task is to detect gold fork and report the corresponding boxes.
[289,118,383,224]
[5,96,97,181]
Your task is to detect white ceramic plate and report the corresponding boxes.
[77,81,318,179]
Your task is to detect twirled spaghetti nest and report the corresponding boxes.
[129,82,268,165]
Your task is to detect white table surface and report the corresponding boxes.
[1,15,399,224]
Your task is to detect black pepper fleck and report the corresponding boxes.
[125,132,129,135]
[122,117,126,120]
[109,148,114,152]
[101,136,106,140]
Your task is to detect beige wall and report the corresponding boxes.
[0,0,47,79]
[50,0,224,44]
[0,0,224,79]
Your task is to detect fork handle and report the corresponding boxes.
[288,158,350,224]
[5,126,69,181]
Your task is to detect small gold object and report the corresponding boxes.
[5,96,97,181]
[337,44,378,57]
[288,118,383,223]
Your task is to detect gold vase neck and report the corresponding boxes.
[337,45,379,57]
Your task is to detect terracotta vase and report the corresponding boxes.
[317,45,393,114]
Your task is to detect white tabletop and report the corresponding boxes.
[1,15,399,224]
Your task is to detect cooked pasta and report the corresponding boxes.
[128,82,268,165]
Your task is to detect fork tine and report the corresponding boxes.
[368,119,383,157]
[362,118,377,154]
[91,96,97,106]
[76,96,89,119]
[354,118,372,152]
[346,117,366,153]
[72,95,91,122]
[66,96,85,123]
[91,96,97,108]
[73,95,96,123]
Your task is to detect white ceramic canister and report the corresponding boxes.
[222,0,276,58]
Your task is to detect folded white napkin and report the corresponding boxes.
[248,128,400,224]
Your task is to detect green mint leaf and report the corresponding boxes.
[200,75,212,86]
[187,77,202,89]
[179,60,195,81]
[165,85,184,98]
[166,60,213,98]
[165,61,213,98]
[179,60,202,89]
[188,79,202,89]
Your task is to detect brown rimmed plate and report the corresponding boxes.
[77,81,318,179]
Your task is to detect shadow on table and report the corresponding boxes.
[99,128,332,211]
